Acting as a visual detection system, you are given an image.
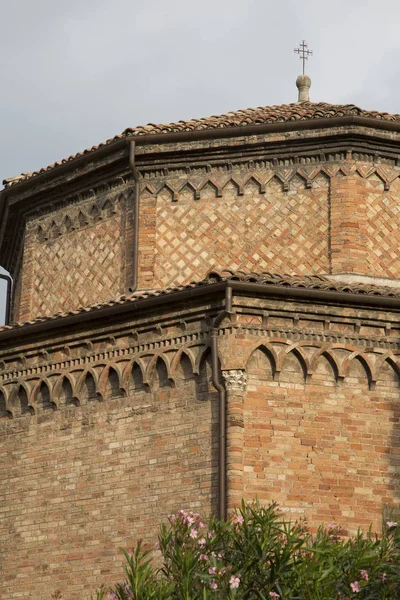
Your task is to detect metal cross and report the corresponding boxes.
[294,40,313,74]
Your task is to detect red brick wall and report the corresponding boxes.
[0,356,217,600]
[141,172,330,289]
[18,193,131,322]
[243,342,400,534]
[366,175,400,277]
[330,173,368,273]
[14,159,400,322]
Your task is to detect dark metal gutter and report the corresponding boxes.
[227,280,400,308]
[2,279,400,343]
[211,285,232,520]
[128,141,140,292]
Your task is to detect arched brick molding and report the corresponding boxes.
[78,370,101,403]
[0,388,12,419]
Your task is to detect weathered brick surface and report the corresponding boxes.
[18,190,133,322]
[0,347,217,599]
[243,343,400,533]
[365,175,400,277]
[1,293,400,597]
[151,174,329,288]
[2,120,400,599]
[330,173,368,273]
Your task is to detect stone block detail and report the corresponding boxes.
[222,369,247,392]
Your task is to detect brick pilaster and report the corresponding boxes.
[137,195,157,288]
[330,175,368,273]
[222,369,247,512]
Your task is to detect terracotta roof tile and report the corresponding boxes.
[4,101,400,188]
[1,271,400,335]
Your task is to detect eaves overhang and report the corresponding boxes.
[2,113,400,273]
[2,277,400,346]
[3,113,400,199]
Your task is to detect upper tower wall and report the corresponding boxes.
[3,103,400,322]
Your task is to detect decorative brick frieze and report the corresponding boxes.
[1,296,400,420]
[139,160,400,196]
[8,148,400,321]
[33,195,118,243]
[0,290,400,596]
[17,187,137,321]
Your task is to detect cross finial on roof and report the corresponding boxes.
[294,40,313,102]
[294,40,313,75]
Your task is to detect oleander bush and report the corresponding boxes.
[88,502,400,600]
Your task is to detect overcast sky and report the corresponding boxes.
[1,0,400,324]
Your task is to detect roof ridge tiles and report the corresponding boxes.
[4,101,400,188]
[1,271,400,335]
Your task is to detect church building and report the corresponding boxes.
[1,68,400,598]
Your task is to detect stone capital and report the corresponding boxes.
[222,369,247,392]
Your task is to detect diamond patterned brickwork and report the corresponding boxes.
[365,175,400,278]
[29,216,122,320]
[152,181,330,288]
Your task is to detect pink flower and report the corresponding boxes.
[198,537,206,548]
[350,581,360,593]
[233,514,244,525]
[379,572,387,582]
[386,520,397,528]
[189,528,198,539]
[209,567,216,575]
[199,521,205,528]
[229,575,240,589]
[360,570,369,581]
[210,580,218,590]
[269,593,280,599]
[199,554,208,561]
[208,531,214,539]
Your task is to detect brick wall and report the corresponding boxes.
[0,352,217,600]
[12,154,400,322]
[148,173,330,288]
[138,159,400,290]
[17,189,133,322]
[366,175,400,277]
[1,292,400,596]
[239,335,400,535]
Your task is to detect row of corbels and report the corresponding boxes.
[35,198,117,242]
[140,163,399,199]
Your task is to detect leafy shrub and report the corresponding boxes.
[91,502,400,599]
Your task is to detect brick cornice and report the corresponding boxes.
[2,128,400,275]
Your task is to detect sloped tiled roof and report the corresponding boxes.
[4,101,400,188]
[1,271,400,335]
